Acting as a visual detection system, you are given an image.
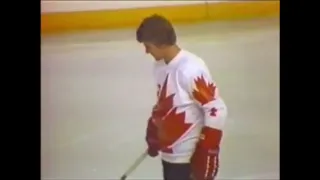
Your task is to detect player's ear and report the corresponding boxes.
[155,43,167,49]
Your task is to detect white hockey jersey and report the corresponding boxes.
[151,49,227,163]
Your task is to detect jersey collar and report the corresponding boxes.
[166,49,185,68]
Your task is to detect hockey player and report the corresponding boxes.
[136,14,228,180]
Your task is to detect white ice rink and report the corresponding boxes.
[41,18,279,180]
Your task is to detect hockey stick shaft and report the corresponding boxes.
[120,150,148,180]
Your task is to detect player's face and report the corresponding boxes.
[143,43,164,61]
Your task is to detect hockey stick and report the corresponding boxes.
[120,150,148,180]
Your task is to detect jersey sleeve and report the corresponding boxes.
[179,67,227,150]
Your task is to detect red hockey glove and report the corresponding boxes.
[145,117,160,157]
[191,127,222,180]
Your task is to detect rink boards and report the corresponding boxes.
[41,1,279,35]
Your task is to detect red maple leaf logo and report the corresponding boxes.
[192,75,217,106]
[153,74,191,148]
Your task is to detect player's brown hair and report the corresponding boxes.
[136,14,177,46]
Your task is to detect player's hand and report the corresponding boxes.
[145,117,160,157]
[190,145,219,180]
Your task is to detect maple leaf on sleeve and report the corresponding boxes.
[192,75,217,105]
